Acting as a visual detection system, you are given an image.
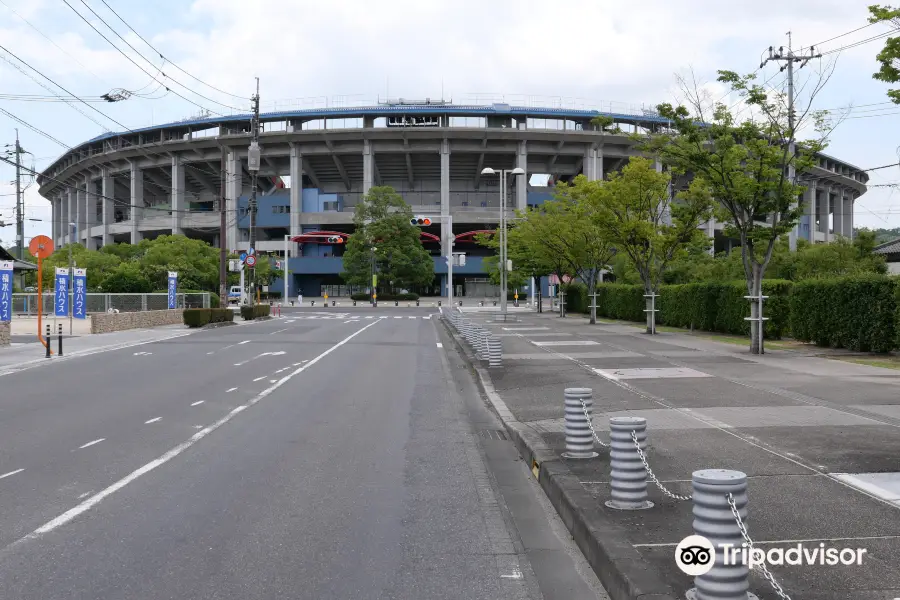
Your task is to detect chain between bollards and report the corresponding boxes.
[631,430,692,501]
[577,397,609,448]
[727,493,792,600]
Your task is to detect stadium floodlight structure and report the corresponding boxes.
[480,167,525,317]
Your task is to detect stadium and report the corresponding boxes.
[36,98,869,298]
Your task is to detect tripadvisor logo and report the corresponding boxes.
[676,535,868,575]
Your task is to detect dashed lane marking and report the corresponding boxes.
[0,469,24,480]
[226,387,238,393]
[144,417,162,424]
[436,342,443,348]
[252,376,266,382]
[77,439,105,450]
[191,401,204,406]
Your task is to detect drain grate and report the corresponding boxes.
[479,429,508,441]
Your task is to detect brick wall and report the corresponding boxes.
[0,321,9,347]
[90,309,184,334]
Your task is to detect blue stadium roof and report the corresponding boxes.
[85,103,672,143]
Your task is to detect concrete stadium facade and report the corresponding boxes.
[37,100,869,297]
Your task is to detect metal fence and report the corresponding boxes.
[11,293,211,315]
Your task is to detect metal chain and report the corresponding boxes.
[631,430,692,501]
[727,493,792,600]
[577,398,609,448]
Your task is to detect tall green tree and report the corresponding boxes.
[869,5,900,102]
[646,69,831,353]
[341,186,434,292]
[137,235,220,291]
[588,157,713,333]
[513,192,613,324]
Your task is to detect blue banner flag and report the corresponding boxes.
[0,261,13,322]
[167,271,178,309]
[55,267,70,318]
[73,268,87,319]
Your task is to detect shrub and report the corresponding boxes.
[240,304,271,320]
[593,280,792,338]
[350,292,419,301]
[791,275,897,352]
[183,308,211,328]
[595,284,646,322]
[563,283,588,313]
[206,308,234,324]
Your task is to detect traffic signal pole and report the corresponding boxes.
[247,79,260,302]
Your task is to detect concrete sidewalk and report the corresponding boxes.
[442,309,900,600]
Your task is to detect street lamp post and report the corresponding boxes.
[480,166,525,318]
[284,234,291,304]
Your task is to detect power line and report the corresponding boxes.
[67,0,244,113]
[808,22,878,49]
[819,27,900,57]
[97,0,248,101]
[0,107,71,149]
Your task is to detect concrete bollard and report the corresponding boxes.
[311,300,315,306]
[487,336,502,367]
[58,323,63,356]
[686,470,757,600]
[605,417,654,510]
[562,388,598,459]
[395,300,399,306]
[332,300,336,306]
[479,329,490,360]
[45,324,51,358]
[438,300,442,307]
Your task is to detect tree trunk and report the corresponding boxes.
[748,263,762,354]
[644,281,654,334]
[588,272,597,325]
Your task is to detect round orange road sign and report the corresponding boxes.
[29,235,54,259]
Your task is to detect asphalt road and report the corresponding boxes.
[0,311,606,599]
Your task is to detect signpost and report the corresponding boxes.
[167,272,178,310]
[0,261,12,325]
[73,268,87,319]
[27,236,54,351]
[246,255,257,268]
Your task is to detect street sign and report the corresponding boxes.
[246,255,257,267]
[239,252,247,262]
[248,247,256,256]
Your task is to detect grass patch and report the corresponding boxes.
[830,356,900,371]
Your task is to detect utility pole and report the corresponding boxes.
[14,129,23,260]
[761,32,820,251]
[247,78,261,303]
[218,150,227,303]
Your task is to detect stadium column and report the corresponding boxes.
[803,185,816,242]
[516,140,527,210]
[84,176,98,250]
[289,143,302,243]
[849,192,856,240]
[363,139,374,194]
[440,137,450,260]
[101,168,113,246]
[130,161,144,244]
[171,154,185,236]
[226,150,241,252]
[66,186,75,245]
[819,185,831,243]
[835,186,844,238]
[583,146,598,181]
[51,195,59,246]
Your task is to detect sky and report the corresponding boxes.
[1,0,900,249]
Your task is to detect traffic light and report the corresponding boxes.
[410,216,432,226]
[326,236,344,243]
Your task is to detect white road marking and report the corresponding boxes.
[234,350,286,366]
[133,351,152,356]
[408,316,416,319]
[144,417,161,424]
[365,316,373,319]
[253,376,266,382]
[191,401,204,406]
[0,469,24,480]
[379,316,388,319]
[269,328,289,335]
[436,342,443,348]
[239,340,250,345]
[269,379,277,383]
[226,387,237,393]
[22,319,382,540]
[394,316,402,319]
[274,367,289,374]
[78,439,105,449]
[500,569,523,579]
[77,492,91,499]
[344,320,354,323]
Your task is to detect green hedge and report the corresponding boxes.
[592,280,792,338]
[208,308,234,323]
[240,304,272,320]
[595,284,646,322]
[791,275,897,352]
[349,292,419,301]
[183,308,211,328]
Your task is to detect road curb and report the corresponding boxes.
[438,315,678,600]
